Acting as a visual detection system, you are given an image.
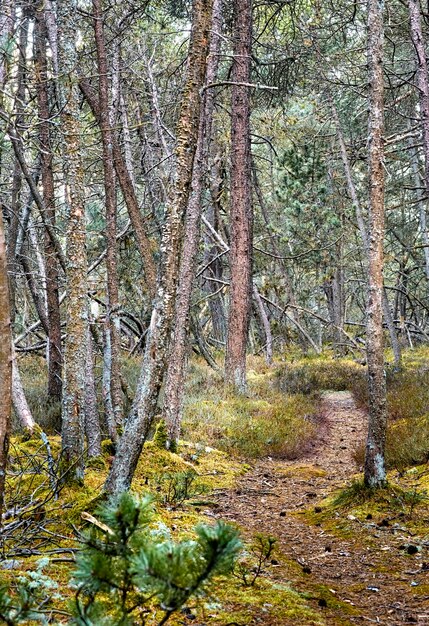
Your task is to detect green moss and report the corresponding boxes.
[153,419,168,449]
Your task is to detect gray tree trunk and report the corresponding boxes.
[104,0,214,495]
[364,0,387,488]
[58,0,89,483]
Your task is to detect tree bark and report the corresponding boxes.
[58,0,88,483]
[0,213,12,523]
[93,0,123,428]
[364,0,387,488]
[331,96,401,366]
[12,345,35,432]
[34,12,63,402]
[85,326,102,458]
[104,0,214,495]
[225,0,253,392]
[163,0,222,447]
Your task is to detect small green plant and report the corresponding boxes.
[156,469,208,507]
[391,485,429,518]
[234,533,277,587]
[0,558,64,624]
[0,493,241,626]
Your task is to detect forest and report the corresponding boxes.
[1,0,429,623]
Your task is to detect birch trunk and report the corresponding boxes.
[12,346,35,432]
[225,0,253,392]
[104,0,214,495]
[364,0,387,488]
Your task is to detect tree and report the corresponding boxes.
[225,0,253,393]
[34,10,62,402]
[163,0,223,448]
[58,0,89,482]
[0,213,11,523]
[364,0,387,488]
[104,0,214,495]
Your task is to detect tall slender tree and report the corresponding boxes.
[364,0,387,487]
[57,0,89,482]
[93,0,123,434]
[0,213,11,522]
[225,0,253,393]
[34,10,63,402]
[104,0,214,495]
[163,0,222,447]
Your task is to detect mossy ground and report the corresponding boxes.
[7,348,429,623]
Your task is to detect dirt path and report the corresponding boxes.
[214,391,429,625]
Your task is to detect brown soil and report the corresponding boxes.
[214,391,429,625]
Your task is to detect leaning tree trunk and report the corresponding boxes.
[57,0,88,483]
[93,0,123,429]
[0,213,12,523]
[104,0,214,495]
[35,13,62,402]
[364,0,387,488]
[225,0,253,393]
[163,0,222,448]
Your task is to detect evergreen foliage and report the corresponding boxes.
[0,493,240,626]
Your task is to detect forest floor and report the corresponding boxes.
[214,391,429,625]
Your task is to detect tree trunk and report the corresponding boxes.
[34,13,63,402]
[408,0,429,201]
[57,0,88,483]
[364,0,387,488]
[85,325,102,458]
[0,213,12,522]
[104,0,214,495]
[93,0,123,428]
[331,96,401,366]
[163,0,222,447]
[11,345,35,432]
[225,0,253,392]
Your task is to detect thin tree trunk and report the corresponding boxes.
[163,0,222,447]
[331,97,401,366]
[225,0,253,392]
[85,326,102,457]
[79,79,157,297]
[93,0,123,428]
[252,285,273,365]
[409,0,429,200]
[104,0,214,495]
[35,13,63,402]
[58,0,88,483]
[0,213,12,522]
[364,0,387,488]
[12,346,35,433]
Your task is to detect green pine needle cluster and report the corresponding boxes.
[0,492,241,626]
